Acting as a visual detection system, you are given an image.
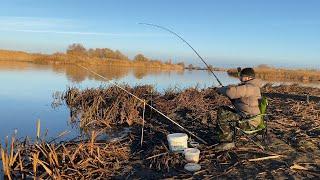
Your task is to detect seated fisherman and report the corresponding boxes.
[215,67,264,150]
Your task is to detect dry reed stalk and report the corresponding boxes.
[1,147,11,179]
[141,101,146,146]
[1,84,320,179]
[36,119,41,140]
[248,155,284,162]
[32,151,39,178]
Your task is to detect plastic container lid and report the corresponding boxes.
[189,141,200,148]
[184,148,200,154]
[167,133,188,139]
[184,163,201,172]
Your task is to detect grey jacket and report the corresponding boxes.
[219,78,263,116]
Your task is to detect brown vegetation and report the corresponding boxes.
[0,43,184,70]
[0,49,36,62]
[185,63,224,71]
[228,65,320,83]
[1,84,319,179]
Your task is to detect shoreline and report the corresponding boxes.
[1,84,319,179]
[0,49,184,71]
[227,66,320,83]
[1,49,319,84]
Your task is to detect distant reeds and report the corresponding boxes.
[227,66,320,83]
[0,45,185,70]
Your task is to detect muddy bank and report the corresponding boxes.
[1,84,320,179]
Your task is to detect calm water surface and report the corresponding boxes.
[0,61,319,140]
[0,61,239,140]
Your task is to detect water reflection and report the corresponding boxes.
[2,61,318,88]
[0,61,319,140]
[0,61,185,83]
[0,61,221,140]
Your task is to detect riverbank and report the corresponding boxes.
[227,66,320,83]
[0,47,184,71]
[2,48,320,83]
[1,84,319,179]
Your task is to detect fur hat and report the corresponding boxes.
[240,68,255,78]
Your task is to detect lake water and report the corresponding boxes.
[0,61,319,140]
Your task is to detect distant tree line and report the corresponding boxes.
[65,43,186,66]
[66,43,129,60]
[186,63,217,71]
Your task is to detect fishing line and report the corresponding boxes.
[74,23,229,144]
[76,64,208,144]
[139,23,224,87]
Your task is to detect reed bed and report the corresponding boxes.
[1,84,320,179]
[227,67,320,83]
[0,133,132,179]
[0,49,184,70]
[63,85,155,131]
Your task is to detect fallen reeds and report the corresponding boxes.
[1,84,320,179]
[0,131,132,179]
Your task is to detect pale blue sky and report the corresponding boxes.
[0,0,319,67]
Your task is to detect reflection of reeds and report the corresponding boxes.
[0,60,184,84]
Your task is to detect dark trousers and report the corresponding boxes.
[216,106,243,142]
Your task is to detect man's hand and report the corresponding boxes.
[217,86,228,95]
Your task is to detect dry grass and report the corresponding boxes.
[0,131,131,179]
[228,66,320,82]
[1,84,320,179]
[62,85,154,131]
[0,49,184,70]
[0,50,36,62]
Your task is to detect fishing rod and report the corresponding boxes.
[139,23,224,87]
[76,64,208,144]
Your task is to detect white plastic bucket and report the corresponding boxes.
[184,148,200,163]
[167,133,188,152]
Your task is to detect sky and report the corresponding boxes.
[0,0,319,68]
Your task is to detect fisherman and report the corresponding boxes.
[215,67,264,150]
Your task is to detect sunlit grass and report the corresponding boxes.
[227,66,320,83]
[0,49,184,70]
